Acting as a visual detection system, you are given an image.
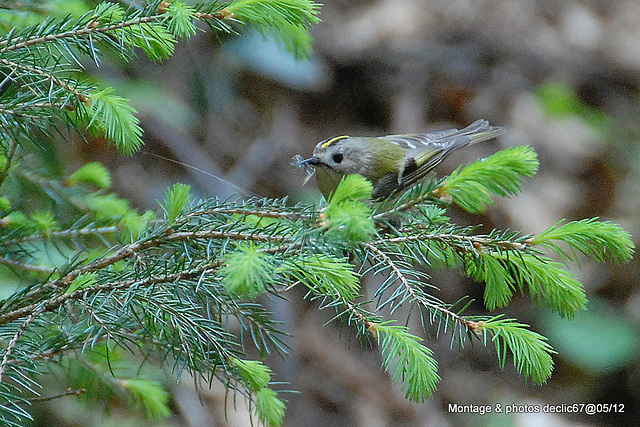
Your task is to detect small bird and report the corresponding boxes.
[295,119,506,200]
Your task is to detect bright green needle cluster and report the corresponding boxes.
[441,146,539,212]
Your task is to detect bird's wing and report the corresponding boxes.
[380,119,504,149]
[397,137,466,187]
[377,119,506,186]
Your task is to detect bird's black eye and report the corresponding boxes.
[332,153,344,163]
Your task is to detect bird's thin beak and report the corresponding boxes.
[302,157,323,166]
[292,155,321,185]
[292,155,323,168]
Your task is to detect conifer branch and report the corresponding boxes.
[0,239,301,326]
[52,229,294,287]
[0,106,41,118]
[365,242,467,326]
[382,230,528,252]
[0,2,634,423]
[195,207,314,220]
[4,225,121,245]
[25,388,86,403]
[0,103,62,118]
[0,57,88,100]
[0,12,201,53]
[0,304,45,383]
[0,387,87,409]
[0,256,56,274]
[0,3,306,54]
[373,182,443,220]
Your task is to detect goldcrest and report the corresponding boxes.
[296,119,505,200]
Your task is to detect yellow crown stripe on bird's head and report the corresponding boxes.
[321,135,350,148]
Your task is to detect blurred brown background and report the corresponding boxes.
[70,1,640,426]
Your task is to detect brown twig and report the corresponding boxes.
[4,226,120,246]
[26,388,86,403]
[0,257,56,274]
[377,232,527,252]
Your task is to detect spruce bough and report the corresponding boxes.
[0,1,634,425]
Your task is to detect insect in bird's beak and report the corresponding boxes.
[292,155,320,185]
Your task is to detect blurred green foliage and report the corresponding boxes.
[541,298,640,374]
[535,81,613,135]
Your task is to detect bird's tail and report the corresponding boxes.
[460,119,506,145]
